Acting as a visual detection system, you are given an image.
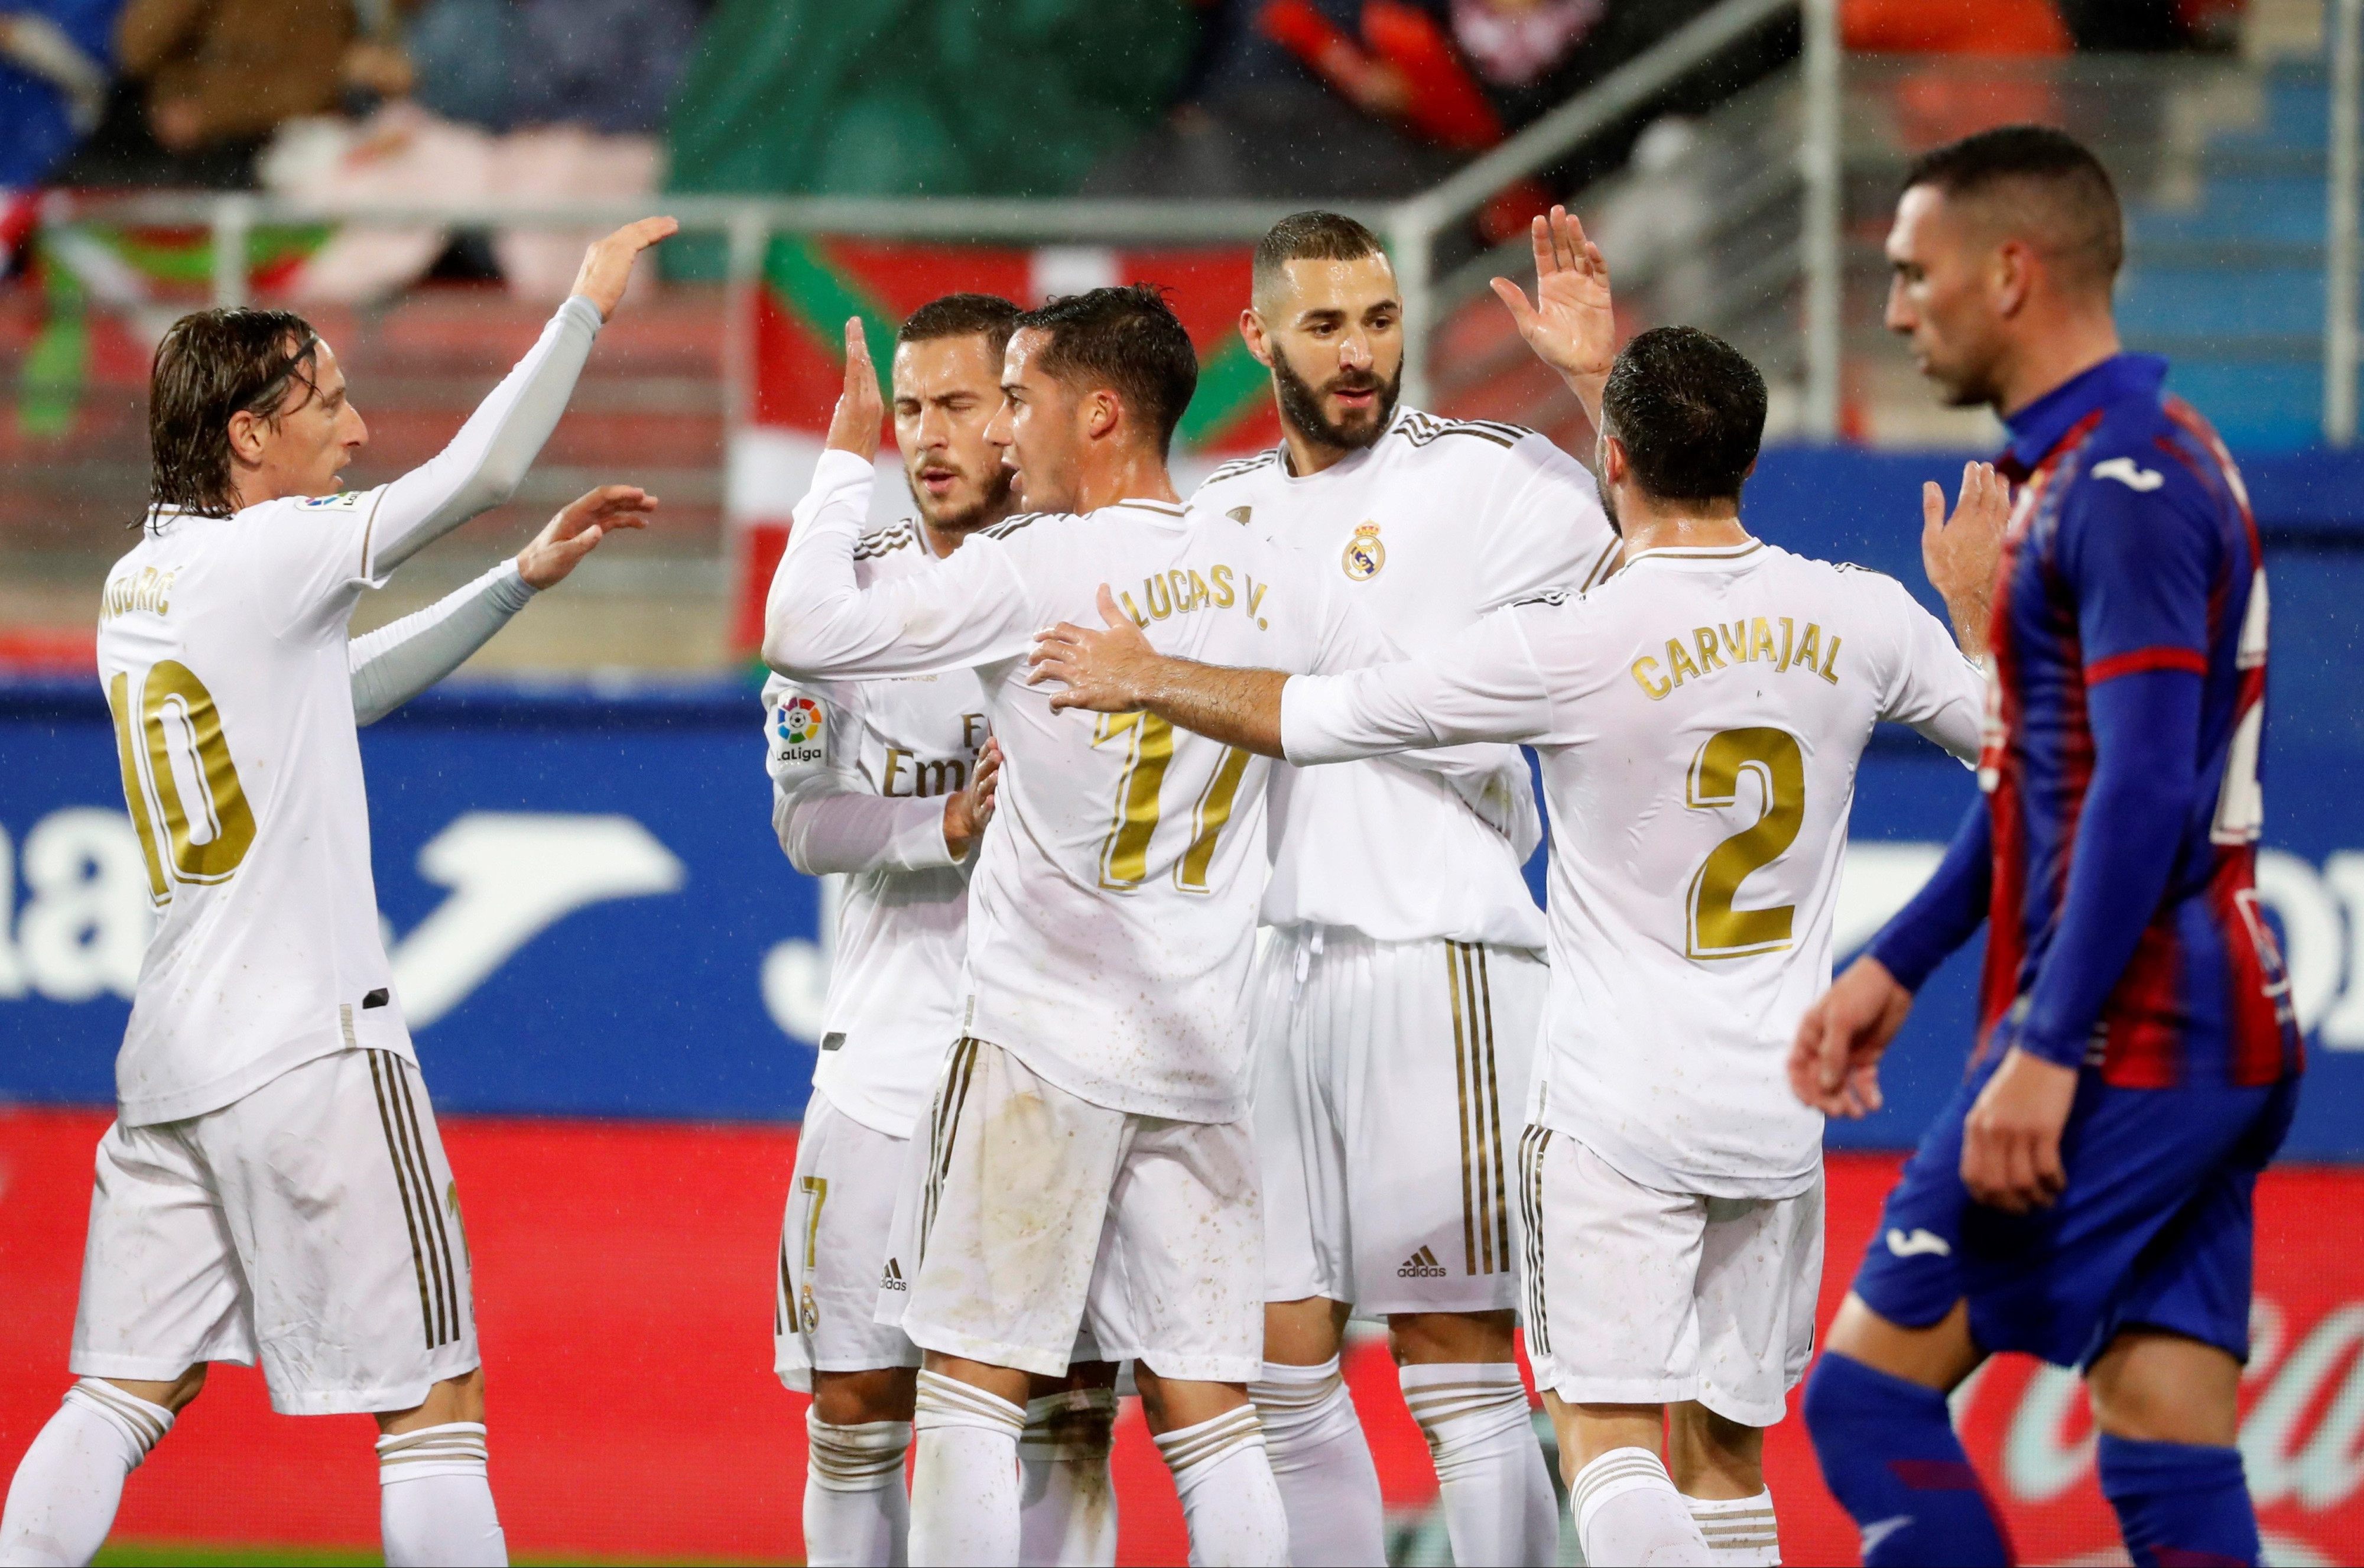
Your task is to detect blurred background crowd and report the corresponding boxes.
[2,0,2252,270]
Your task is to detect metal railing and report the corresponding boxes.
[37,0,1820,435]
[31,0,2364,445]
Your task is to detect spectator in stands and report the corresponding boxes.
[1,1,118,186]
[56,0,410,186]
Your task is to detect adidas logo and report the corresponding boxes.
[879,1258,907,1292]
[1398,1245,1448,1279]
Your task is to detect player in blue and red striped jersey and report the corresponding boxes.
[1786,125,2301,1568]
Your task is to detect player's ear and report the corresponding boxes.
[1239,307,1274,369]
[225,410,265,467]
[1084,387,1122,443]
[1602,433,1629,486]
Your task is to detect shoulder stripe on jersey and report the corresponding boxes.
[2086,645,2208,684]
[1578,537,1621,591]
[1509,588,1571,609]
[1391,415,1515,451]
[982,512,1047,541]
[1203,451,1280,483]
[852,522,921,561]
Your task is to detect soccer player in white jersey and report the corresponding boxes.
[1186,209,1616,1567]
[763,292,1125,1568]
[1029,316,2008,1566]
[0,217,674,1568]
[764,288,1532,1567]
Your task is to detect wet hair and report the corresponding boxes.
[1015,284,1200,457]
[1599,326,1766,504]
[148,307,323,518]
[1253,210,1388,307]
[1902,124,2123,291]
[896,293,1022,359]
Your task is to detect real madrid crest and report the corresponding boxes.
[1342,521,1386,581]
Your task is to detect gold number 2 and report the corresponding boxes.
[1092,711,1249,892]
[1684,726,1804,959]
[106,660,256,904]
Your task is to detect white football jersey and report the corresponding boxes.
[93,296,600,1127]
[762,520,991,1141]
[766,452,1402,1123]
[1280,540,1986,1196]
[1191,407,1621,949]
[98,495,411,1125]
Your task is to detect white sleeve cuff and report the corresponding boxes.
[1279,674,1362,766]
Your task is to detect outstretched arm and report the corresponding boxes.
[764,319,1036,680]
[349,484,655,723]
[1028,586,1292,755]
[1030,589,1555,764]
[363,218,674,577]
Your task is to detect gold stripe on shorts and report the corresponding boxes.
[388,1057,462,1347]
[1447,943,1511,1276]
[368,1050,441,1350]
[920,1037,982,1267]
[1518,1125,1554,1358]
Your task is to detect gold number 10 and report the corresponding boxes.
[1092,711,1252,892]
[108,660,256,904]
[1684,726,1804,960]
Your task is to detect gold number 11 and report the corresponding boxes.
[1092,711,1251,892]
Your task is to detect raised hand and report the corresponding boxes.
[944,736,1003,859]
[826,317,886,457]
[569,217,678,322]
[1923,460,2011,652]
[1490,205,1617,426]
[1027,586,1158,713]
[1788,955,1914,1119]
[516,484,657,589]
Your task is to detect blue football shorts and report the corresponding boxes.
[1851,1050,2298,1371]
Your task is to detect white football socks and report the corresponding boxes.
[1687,1490,1780,1565]
[1151,1404,1289,1567]
[1248,1358,1385,1567]
[1398,1362,1560,1568]
[806,1410,913,1566]
[910,1370,1025,1567]
[0,1379,172,1567]
[376,1422,507,1567]
[1018,1388,1118,1567]
[1572,1446,1712,1567]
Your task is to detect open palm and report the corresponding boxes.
[1491,206,1616,420]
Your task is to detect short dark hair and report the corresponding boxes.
[1599,326,1766,504]
[897,293,1022,359]
[1901,124,2123,290]
[1015,284,1199,457]
[148,307,323,518]
[1253,210,1387,307]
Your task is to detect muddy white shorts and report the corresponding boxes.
[775,1089,923,1391]
[892,1037,1262,1383]
[1519,1129,1822,1428]
[1254,928,1545,1317]
[70,1048,478,1417]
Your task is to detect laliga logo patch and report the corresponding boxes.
[1342,521,1386,581]
[777,697,823,745]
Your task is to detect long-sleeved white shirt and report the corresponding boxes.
[761,514,989,1140]
[1281,540,1985,1196]
[98,295,600,1125]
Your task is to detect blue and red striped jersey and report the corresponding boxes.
[1977,353,2300,1088]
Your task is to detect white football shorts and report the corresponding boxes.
[1519,1129,1823,1428]
[775,1089,923,1390]
[71,1048,478,1416]
[893,1037,1262,1383]
[1254,928,1545,1317]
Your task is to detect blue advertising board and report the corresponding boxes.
[3,446,2359,1154]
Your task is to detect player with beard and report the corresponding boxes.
[764,294,1125,1568]
[1187,210,1616,1567]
